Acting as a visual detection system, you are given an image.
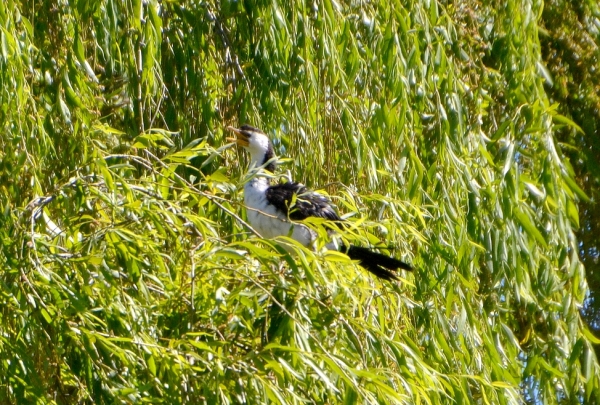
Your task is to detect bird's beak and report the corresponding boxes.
[226,126,250,147]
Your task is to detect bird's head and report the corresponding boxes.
[227,125,276,172]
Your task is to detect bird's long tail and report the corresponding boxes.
[343,245,412,281]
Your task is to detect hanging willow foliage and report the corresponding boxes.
[0,0,598,403]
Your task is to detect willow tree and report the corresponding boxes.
[0,0,598,403]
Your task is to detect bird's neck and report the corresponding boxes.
[244,147,276,190]
[244,173,270,205]
[248,144,276,173]
[246,174,270,187]
[249,153,266,170]
[244,161,271,188]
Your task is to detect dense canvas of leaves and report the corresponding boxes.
[538,0,600,337]
[0,0,599,403]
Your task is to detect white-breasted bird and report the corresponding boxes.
[227,124,412,281]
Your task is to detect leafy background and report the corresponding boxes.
[1,0,599,403]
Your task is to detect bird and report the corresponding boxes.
[226,124,412,281]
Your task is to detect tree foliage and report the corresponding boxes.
[0,0,599,403]
[538,0,600,336]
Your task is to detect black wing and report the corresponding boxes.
[265,182,341,221]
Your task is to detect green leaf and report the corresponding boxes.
[514,208,548,248]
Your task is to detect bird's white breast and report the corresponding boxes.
[244,178,314,247]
